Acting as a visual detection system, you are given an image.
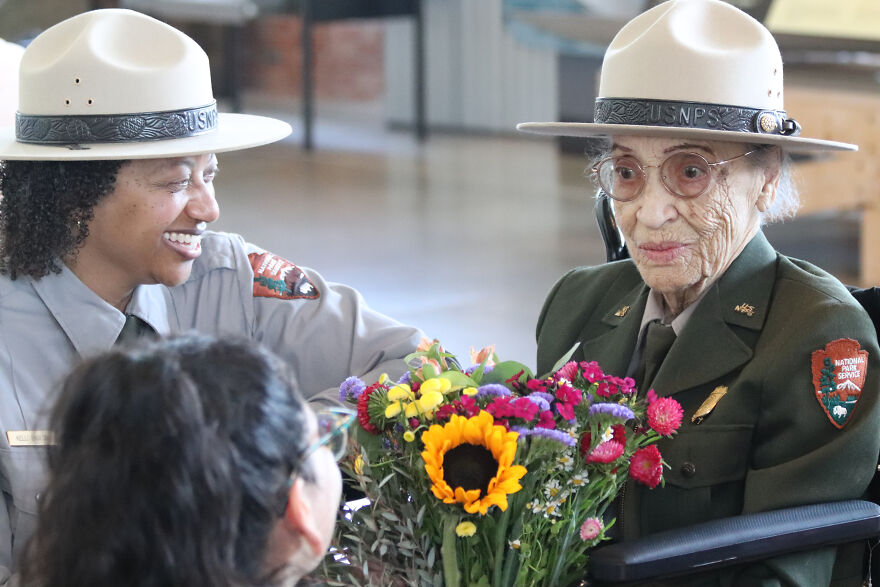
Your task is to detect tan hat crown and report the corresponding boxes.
[600,0,783,110]
[20,9,213,116]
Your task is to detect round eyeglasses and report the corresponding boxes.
[591,148,761,202]
[305,407,355,462]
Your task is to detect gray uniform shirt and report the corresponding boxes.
[0,230,423,579]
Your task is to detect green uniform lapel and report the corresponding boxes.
[577,280,649,377]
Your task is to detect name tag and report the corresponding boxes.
[6,430,55,447]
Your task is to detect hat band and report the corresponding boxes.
[15,103,219,146]
[594,98,801,137]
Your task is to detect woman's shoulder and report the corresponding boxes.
[550,259,641,296]
[775,254,863,307]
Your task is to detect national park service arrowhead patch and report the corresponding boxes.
[811,338,868,429]
[248,252,319,300]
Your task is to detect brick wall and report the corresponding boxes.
[245,16,384,101]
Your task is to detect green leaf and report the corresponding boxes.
[439,370,479,389]
[541,341,581,379]
[480,361,533,386]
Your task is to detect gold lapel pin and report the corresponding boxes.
[734,303,755,317]
[691,386,729,424]
[614,305,630,317]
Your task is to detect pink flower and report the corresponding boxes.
[579,517,604,541]
[647,397,684,436]
[555,361,578,382]
[579,361,605,382]
[629,445,663,488]
[619,377,636,395]
[556,401,575,421]
[646,389,658,405]
[587,440,625,464]
[595,381,614,398]
[536,410,556,429]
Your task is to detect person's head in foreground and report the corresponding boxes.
[0,8,290,309]
[519,0,856,319]
[18,335,347,587]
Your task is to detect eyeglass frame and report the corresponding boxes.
[591,147,763,202]
[279,406,355,515]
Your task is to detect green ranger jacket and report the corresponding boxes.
[536,232,880,587]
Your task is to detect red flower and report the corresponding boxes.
[526,378,547,392]
[611,424,626,444]
[555,361,578,382]
[579,431,592,460]
[587,440,625,464]
[629,445,663,488]
[647,397,684,436]
[556,401,575,420]
[356,383,382,435]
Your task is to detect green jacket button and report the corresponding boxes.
[680,462,697,478]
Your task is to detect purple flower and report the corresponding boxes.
[530,391,554,404]
[465,364,495,376]
[339,376,366,402]
[397,371,412,384]
[513,426,577,446]
[588,403,635,421]
[476,384,512,398]
[525,394,551,412]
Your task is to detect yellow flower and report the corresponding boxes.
[421,377,453,396]
[403,430,416,442]
[462,387,478,397]
[418,390,444,412]
[385,402,403,418]
[421,411,527,515]
[378,373,389,384]
[386,384,416,419]
[353,454,364,476]
[388,384,414,401]
[455,521,477,537]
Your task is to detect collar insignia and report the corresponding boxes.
[811,338,868,429]
[734,303,755,317]
[614,305,630,317]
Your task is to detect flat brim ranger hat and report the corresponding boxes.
[516,0,857,153]
[0,8,292,160]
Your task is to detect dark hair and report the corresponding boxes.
[0,159,126,279]
[18,335,312,587]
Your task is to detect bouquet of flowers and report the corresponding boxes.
[319,340,683,587]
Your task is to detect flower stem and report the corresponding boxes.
[441,514,461,587]
[492,506,511,587]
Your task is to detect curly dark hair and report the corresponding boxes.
[18,334,313,587]
[0,159,126,279]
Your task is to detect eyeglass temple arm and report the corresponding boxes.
[595,190,630,263]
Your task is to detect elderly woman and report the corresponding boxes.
[519,0,880,585]
[0,8,421,581]
[18,334,349,587]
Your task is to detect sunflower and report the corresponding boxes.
[421,411,527,515]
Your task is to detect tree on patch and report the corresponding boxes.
[819,357,836,395]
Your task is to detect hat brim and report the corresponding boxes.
[0,112,292,160]
[516,122,858,153]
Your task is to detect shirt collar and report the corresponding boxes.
[31,264,170,357]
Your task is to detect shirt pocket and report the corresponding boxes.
[0,447,49,563]
[661,424,754,489]
[637,424,755,535]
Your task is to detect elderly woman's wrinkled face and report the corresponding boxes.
[611,137,777,307]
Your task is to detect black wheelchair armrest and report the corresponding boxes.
[588,500,880,583]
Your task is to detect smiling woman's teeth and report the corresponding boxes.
[163,232,202,248]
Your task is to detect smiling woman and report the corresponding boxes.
[518,0,880,585]
[0,8,423,582]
